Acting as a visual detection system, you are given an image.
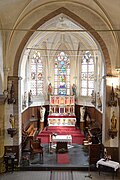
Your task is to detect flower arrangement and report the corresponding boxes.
[58,148,67,153]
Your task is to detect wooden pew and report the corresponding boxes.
[26,123,37,138]
[22,122,37,151]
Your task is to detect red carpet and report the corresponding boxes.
[57,153,70,164]
[37,126,85,144]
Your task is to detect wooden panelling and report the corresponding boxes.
[22,105,49,130]
[95,109,102,129]
[106,147,119,162]
[75,105,102,129]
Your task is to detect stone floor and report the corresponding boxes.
[1,143,120,180]
[21,143,89,170]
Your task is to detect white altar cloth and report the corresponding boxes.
[96,158,119,171]
[52,135,72,143]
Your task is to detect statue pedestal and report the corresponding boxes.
[7,128,17,137]
[108,129,117,139]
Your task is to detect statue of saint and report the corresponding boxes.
[3,89,8,102]
[80,106,86,122]
[72,84,77,96]
[91,90,96,105]
[96,92,102,109]
[9,114,15,128]
[28,90,33,104]
[8,81,16,104]
[48,83,52,99]
[23,91,27,107]
[111,111,117,131]
[40,106,46,122]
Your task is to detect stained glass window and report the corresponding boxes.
[81,51,94,96]
[54,52,70,95]
[30,51,43,96]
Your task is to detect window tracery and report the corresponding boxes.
[81,51,94,96]
[30,51,43,96]
[54,52,70,95]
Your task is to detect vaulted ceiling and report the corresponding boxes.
[27,14,98,59]
[0,1,119,31]
[0,0,120,67]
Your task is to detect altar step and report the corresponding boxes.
[37,126,85,144]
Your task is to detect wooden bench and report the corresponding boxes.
[22,122,37,151]
[26,123,37,138]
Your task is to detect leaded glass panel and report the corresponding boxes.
[81,88,87,96]
[88,89,93,96]
[30,51,43,96]
[81,73,87,80]
[81,81,87,88]
[88,73,94,80]
[88,81,94,88]
[88,65,94,72]
[54,52,70,95]
[81,65,87,72]
[81,51,94,96]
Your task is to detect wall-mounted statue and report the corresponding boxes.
[72,84,77,97]
[48,83,52,100]
[80,106,86,131]
[3,89,8,103]
[111,111,117,131]
[23,91,27,107]
[108,84,117,107]
[9,114,15,129]
[108,111,117,139]
[8,80,16,104]
[40,106,46,122]
[28,90,33,105]
[80,106,86,122]
[7,114,17,137]
[96,92,102,110]
[91,90,96,105]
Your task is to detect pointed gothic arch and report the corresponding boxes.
[14,7,111,77]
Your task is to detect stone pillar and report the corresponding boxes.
[4,76,22,165]
[0,96,7,173]
[0,95,5,161]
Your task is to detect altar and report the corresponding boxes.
[52,135,72,153]
[52,135,72,143]
[48,95,76,126]
[48,114,76,126]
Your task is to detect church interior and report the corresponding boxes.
[0,0,120,179]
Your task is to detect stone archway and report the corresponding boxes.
[14,7,111,76]
[12,7,111,163]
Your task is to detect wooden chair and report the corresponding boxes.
[31,139,43,160]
